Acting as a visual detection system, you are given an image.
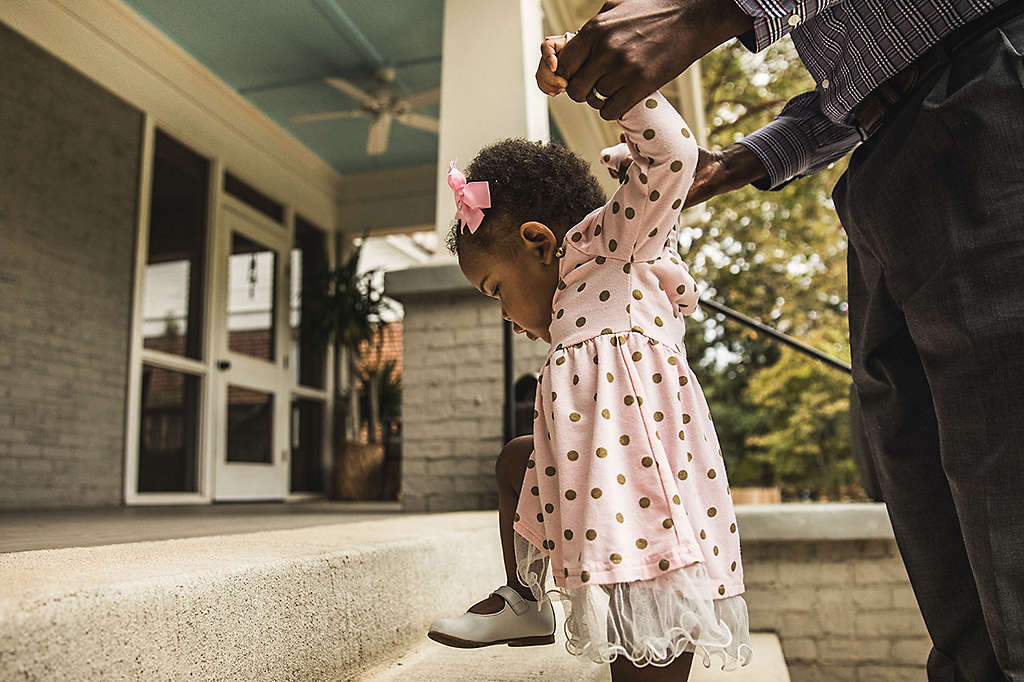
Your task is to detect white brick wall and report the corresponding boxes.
[0,23,141,508]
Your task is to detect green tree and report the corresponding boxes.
[684,39,860,498]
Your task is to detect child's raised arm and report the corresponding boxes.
[598,90,698,260]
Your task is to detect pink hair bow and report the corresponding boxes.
[448,160,491,234]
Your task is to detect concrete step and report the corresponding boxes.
[361,628,789,682]
[0,509,790,681]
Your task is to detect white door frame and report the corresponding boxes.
[211,195,292,501]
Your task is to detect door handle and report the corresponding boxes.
[217,360,231,370]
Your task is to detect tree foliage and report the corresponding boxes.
[685,39,864,499]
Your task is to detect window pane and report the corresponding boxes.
[227,232,277,362]
[224,171,284,223]
[138,364,201,492]
[290,398,324,492]
[291,216,328,388]
[142,130,208,359]
[227,385,273,463]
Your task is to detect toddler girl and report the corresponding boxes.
[428,35,752,679]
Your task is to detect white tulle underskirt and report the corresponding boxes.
[514,531,753,670]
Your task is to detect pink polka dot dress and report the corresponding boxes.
[512,91,752,670]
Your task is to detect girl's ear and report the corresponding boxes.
[519,221,558,265]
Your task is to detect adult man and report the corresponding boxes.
[552,0,1024,678]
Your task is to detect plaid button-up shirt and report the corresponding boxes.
[732,0,999,189]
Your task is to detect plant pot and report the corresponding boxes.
[333,440,385,501]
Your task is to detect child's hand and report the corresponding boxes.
[536,32,573,96]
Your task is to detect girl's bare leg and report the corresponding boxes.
[610,653,694,681]
[468,435,536,614]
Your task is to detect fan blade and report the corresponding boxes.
[290,109,366,124]
[401,87,441,110]
[396,112,439,134]
[367,113,393,155]
[325,77,379,107]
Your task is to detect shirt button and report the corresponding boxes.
[821,78,830,89]
[787,14,801,26]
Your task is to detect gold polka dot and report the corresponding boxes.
[617,473,626,484]
[611,552,623,564]
[620,435,630,446]
[631,325,643,334]
[638,173,648,184]
[713,545,720,556]
[594,224,603,236]
[650,190,660,201]
[531,486,539,495]
[601,327,613,335]
[609,239,618,251]
[659,559,670,570]
[625,207,635,219]
[667,356,678,365]
[611,201,620,214]
[545,503,554,513]
[672,494,681,504]
[687,452,693,462]
[661,518,674,530]
[556,357,566,365]
[537,513,544,522]
[601,408,611,419]
[672,198,682,209]
[654,411,664,422]
[585,528,597,541]
[606,372,615,383]
[556,309,564,320]
[718,584,726,596]
[730,523,737,533]
[643,129,655,140]
[591,487,603,499]
[599,290,610,302]
[570,232,582,243]
[681,128,692,139]
[567,450,579,461]
[678,430,686,441]
[569,412,581,422]
[610,336,619,347]
[679,375,688,386]
[577,282,586,292]
[678,470,688,480]
[639,497,651,508]
[707,507,718,518]
[572,374,580,385]
[581,571,590,583]
[708,469,717,479]
[631,351,642,361]
[527,459,535,468]
[624,395,635,406]
[682,413,691,424]
[616,512,624,523]
[596,447,608,458]
[632,289,643,300]
[636,537,649,549]
[564,529,573,540]
[544,466,555,477]
[623,263,632,274]
[596,256,606,264]
[670,160,683,172]
[653,373,662,383]
[645,98,658,109]
[654,317,663,327]
[565,489,577,500]
[731,561,737,571]
[575,316,586,327]
[641,456,653,467]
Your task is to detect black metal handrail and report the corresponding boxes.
[699,297,852,375]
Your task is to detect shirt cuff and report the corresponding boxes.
[735,117,818,191]
[732,0,804,52]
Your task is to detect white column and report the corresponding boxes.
[433,0,549,255]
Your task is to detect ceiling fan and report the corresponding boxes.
[289,67,440,156]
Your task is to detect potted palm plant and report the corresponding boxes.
[303,239,394,500]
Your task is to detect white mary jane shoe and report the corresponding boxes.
[427,585,556,648]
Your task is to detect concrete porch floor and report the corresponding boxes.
[0,500,403,553]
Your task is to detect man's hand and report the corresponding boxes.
[556,0,753,120]
[684,143,769,207]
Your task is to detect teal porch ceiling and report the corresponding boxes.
[124,0,445,175]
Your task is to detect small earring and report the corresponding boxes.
[554,245,565,258]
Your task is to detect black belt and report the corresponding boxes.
[852,0,1024,140]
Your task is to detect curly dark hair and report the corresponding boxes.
[445,138,606,256]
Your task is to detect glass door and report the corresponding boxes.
[212,196,291,500]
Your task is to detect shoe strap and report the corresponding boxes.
[492,585,529,616]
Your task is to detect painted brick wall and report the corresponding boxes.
[400,292,549,512]
[0,22,142,508]
[744,538,929,681]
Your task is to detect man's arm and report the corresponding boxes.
[733,0,847,52]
